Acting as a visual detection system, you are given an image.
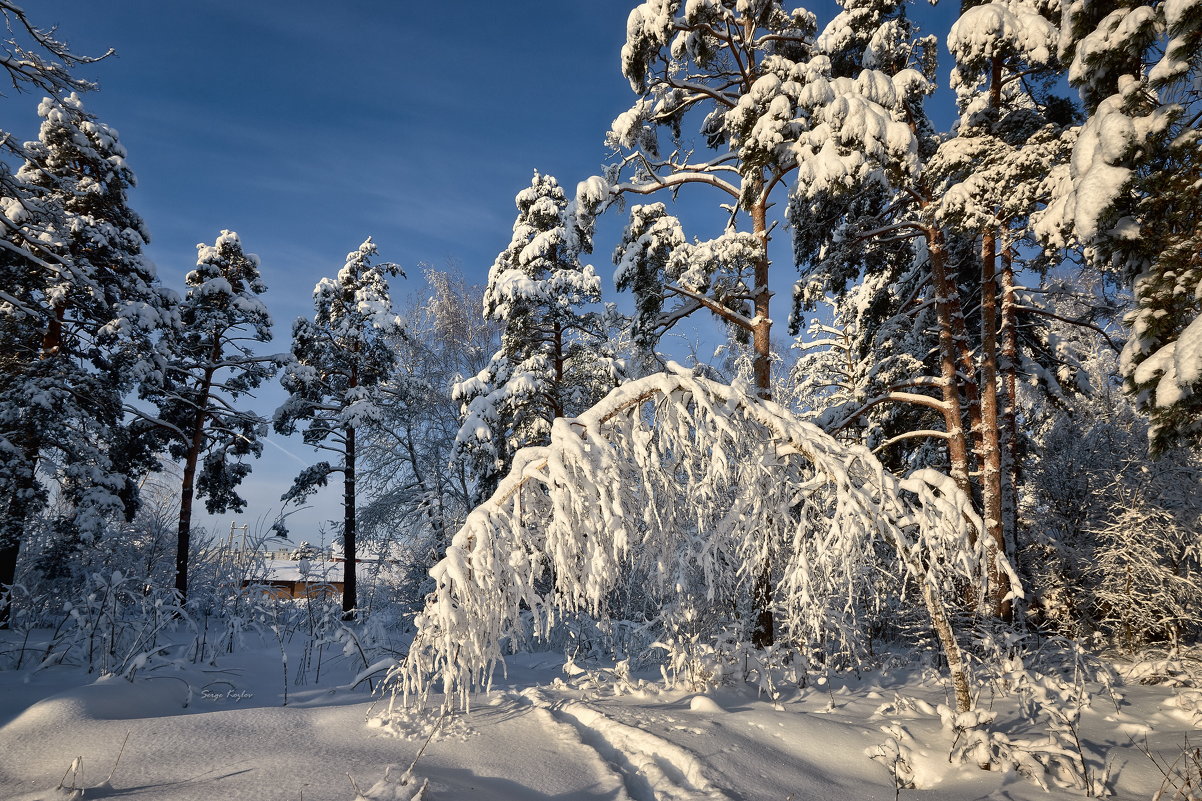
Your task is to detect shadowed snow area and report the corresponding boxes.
[0,646,1195,800]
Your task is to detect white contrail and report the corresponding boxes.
[264,437,309,465]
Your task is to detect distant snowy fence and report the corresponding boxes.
[382,363,1018,712]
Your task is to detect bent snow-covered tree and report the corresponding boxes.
[575,0,945,645]
[383,364,1017,716]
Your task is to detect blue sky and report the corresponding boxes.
[21,0,641,542]
[20,0,961,545]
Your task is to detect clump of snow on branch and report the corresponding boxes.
[381,364,1017,712]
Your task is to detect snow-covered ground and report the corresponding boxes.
[1,638,1197,801]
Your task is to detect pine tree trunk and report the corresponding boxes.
[552,319,566,420]
[0,538,17,628]
[978,227,1012,620]
[0,421,46,627]
[977,56,1013,620]
[343,423,357,619]
[750,188,775,649]
[925,224,996,613]
[999,249,1022,586]
[39,305,65,358]
[175,351,218,603]
[175,453,199,603]
[926,228,974,498]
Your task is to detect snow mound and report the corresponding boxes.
[688,694,725,714]
[6,675,189,731]
[366,706,472,743]
[352,765,428,801]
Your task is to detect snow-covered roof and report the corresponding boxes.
[254,559,342,584]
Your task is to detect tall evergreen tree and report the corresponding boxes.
[274,238,404,618]
[0,94,169,624]
[454,172,611,502]
[141,231,280,602]
[1039,0,1202,452]
[788,0,1091,618]
[581,0,923,647]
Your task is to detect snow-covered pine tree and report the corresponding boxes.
[453,172,611,503]
[274,238,404,617]
[140,231,281,602]
[789,0,1093,619]
[0,2,111,272]
[929,0,1076,611]
[788,25,976,496]
[781,0,1037,618]
[580,0,929,647]
[599,0,817,406]
[0,93,169,625]
[1038,0,1202,452]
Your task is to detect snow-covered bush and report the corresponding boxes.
[350,764,429,801]
[871,634,1117,795]
[1090,480,1202,652]
[6,569,183,677]
[942,633,1117,795]
[1123,648,1202,688]
[1021,350,1202,648]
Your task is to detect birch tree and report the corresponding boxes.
[357,268,499,602]
[386,365,1013,714]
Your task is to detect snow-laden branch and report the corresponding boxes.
[613,171,741,199]
[663,280,756,331]
[830,390,949,434]
[1015,305,1122,353]
[872,429,952,453]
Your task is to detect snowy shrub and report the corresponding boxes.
[10,492,177,627]
[1089,480,1202,652]
[1149,739,1202,801]
[867,724,919,791]
[651,618,803,701]
[869,634,1118,794]
[1020,348,1202,647]
[1122,647,1202,688]
[350,765,429,801]
[651,607,727,693]
[944,708,1106,795]
[947,635,1115,795]
[15,569,184,677]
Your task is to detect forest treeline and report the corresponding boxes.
[1,0,1200,678]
